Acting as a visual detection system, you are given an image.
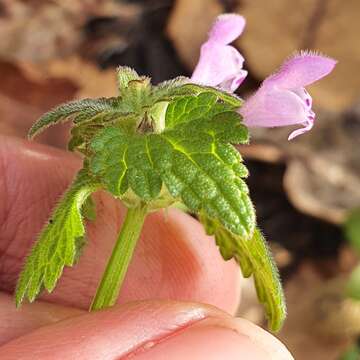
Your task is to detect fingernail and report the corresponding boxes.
[131,318,270,359]
[232,318,294,360]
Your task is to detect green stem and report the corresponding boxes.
[346,264,360,301]
[90,204,147,311]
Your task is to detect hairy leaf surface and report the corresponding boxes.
[15,171,99,306]
[199,214,286,332]
[28,97,126,139]
[89,93,254,237]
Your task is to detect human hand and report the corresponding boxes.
[0,135,293,359]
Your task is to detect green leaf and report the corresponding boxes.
[89,127,163,201]
[199,214,286,332]
[346,264,360,301]
[339,344,360,360]
[122,78,152,112]
[344,208,360,255]
[81,195,97,221]
[116,66,141,93]
[15,171,99,306]
[151,76,190,100]
[154,76,189,93]
[165,92,219,128]
[89,92,254,238]
[28,97,124,139]
[148,101,169,133]
[166,83,243,108]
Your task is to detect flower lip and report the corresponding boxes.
[265,51,337,89]
[219,69,248,93]
[240,51,337,140]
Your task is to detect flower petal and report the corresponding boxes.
[240,87,308,127]
[208,14,246,44]
[220,70,248,92]
[265,52,337,89]
[288,118,314,140]
[191,43,245,89]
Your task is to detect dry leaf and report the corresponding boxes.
[0,56,117,147]
[0,0,138,62]
[278,263,354,360]
[237,0,360,111]
[0,60,77,147]
[22,56,118,99]
[166,0,223,69]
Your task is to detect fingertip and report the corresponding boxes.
[231,318,294,360]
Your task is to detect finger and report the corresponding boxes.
[0,292,82,346]
[0,300,293,360]
[0,135,241,313]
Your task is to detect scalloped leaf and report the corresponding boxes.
[28,97,124,139]
[89,92,254,238]
[15,171,99,306]
[199,214,286,332]
[166,83,243,108]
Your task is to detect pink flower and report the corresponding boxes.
[191,13,337,140]
[191,14,247,92]
[240,52,337,139]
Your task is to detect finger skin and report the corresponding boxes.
[0,293,82,345]
[0,301,293,360]
[0,135,240,312]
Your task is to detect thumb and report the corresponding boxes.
[0,300,293,360]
